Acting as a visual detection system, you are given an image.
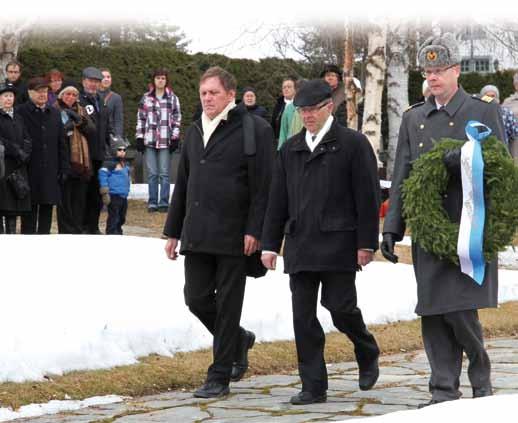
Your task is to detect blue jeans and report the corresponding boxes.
[144,147,171,208]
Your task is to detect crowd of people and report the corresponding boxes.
[1,35,517,410]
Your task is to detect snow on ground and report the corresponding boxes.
[1,235,518,421]
[359,393,517,423]
[0,396,124,422]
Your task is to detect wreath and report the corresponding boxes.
[401,136,518,264]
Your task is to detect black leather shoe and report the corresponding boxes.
[158,206,169,213]
[359,356,379,391]
[473,387,493,398]
[230,330,256,382]
[417,399,445,409]
[193,382,230,398]
[290,391,327,405]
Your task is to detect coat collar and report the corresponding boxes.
[424,86,468,117]
[289,120,338,153]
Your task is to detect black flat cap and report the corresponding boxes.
[82,66,103,81]
[27,77,49,90]
[293,79,332,108]
[0,82,16,96]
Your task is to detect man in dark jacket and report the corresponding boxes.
[321,64,347,127]
[79,66,111,234]
[271,77,296,143]
[381,33,506,408]
[4,61,29,106]
[261,79,381,405]
[99,68,124,137]
[163,66,274,399]
[17,77,69,234]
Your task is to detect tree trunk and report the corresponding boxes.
[362,25,387,167]
[0,21,32,80]
[343,24,358,130]
[386,24,409,178]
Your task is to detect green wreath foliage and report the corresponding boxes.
[401,136,518,264]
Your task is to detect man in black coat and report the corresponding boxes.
[79,66,111,234]
[17,77,69,234]
[4,61,29,106]
[163,66,274,398]
[261,79,381,405]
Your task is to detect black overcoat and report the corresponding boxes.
[79,91,111,161]
[163,104,274,256]
[383,87,506,316]
[16,101,69,205]
[0,110,32,213]
[261,120,380,274]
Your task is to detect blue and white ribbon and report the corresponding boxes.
[457,120,491,285]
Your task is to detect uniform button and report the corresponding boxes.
[420,124,424,129]
[320,146,324,150]
[200,159,206,164]
[194,201,199,206]
[331,146,336,150]
[449,122,454,126]
[419,142,424,148]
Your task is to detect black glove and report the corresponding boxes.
[443,148,461,182]
[380,233,398,263]
[65,109,82,124]
[63,120,75,132]
[169,139,178,153]
[136,138,145,153]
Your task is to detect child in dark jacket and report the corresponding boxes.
[98,137,130,235]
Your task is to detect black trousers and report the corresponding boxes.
[21,204,53,234]
[184,252,247,385]
[422,309,491,401]
[290,271,379,395]
[106,195,128,235]
[57,177,88,234]
[83,160,102,234]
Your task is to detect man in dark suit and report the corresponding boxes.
[261,79,381,405]
[163,66,274,398]
[79,66,111,234]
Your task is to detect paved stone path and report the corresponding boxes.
[17,338,518,423]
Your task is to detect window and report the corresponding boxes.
[474,59,490,72]
[461,60,471,73]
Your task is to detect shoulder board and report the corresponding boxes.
[472,94,494,104]
[404,101,425,112]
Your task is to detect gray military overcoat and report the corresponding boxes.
[384,87,506,316]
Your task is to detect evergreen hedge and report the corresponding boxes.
[18,45,310,142]
[18,45,517,147]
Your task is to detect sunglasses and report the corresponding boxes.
[117,148,127,152]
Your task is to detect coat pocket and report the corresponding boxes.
[320,216,356,231]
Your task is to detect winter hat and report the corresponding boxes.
[242,86,256,96]
[480,85,500,101]
[58,85,80,99]
[418,33,460,69]
[320,64,343,81]
[27,77,49,91]
[110,135,129,156]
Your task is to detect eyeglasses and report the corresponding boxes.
[296,100,331,114]
[421,65,456,78]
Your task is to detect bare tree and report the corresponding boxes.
[386,23,409,177]
[362,24,387,166]
[0,19,33,80]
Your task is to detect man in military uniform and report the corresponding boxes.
[262,79,381,405]
[381,33,505,407]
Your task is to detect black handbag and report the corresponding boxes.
[6,168,30,199]
[246,250,267,278]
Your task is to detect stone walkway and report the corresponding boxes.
[17,338,518,423]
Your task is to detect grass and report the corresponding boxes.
[1,201,515,409]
